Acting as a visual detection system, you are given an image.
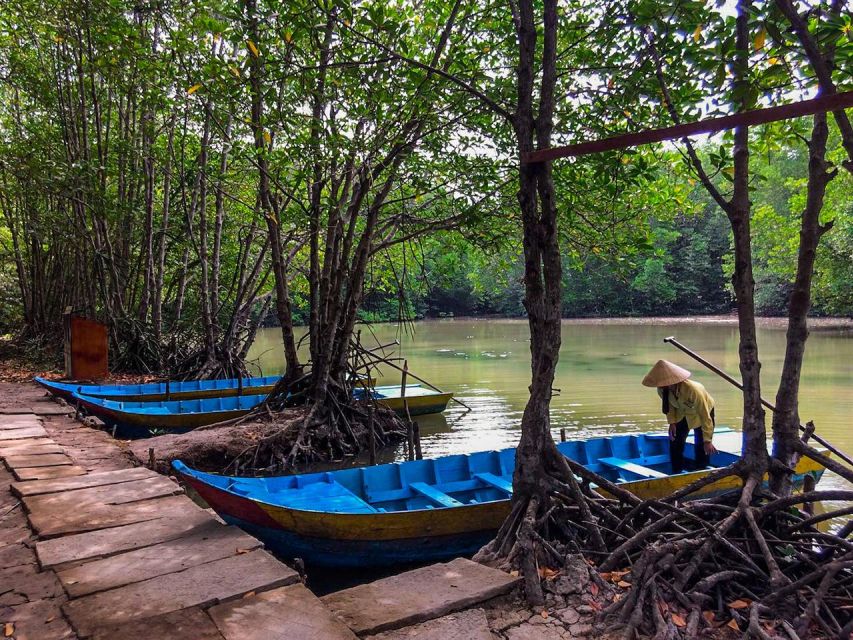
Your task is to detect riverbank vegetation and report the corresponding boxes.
[1,0,852,635]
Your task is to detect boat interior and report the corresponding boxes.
[177,430,740,515]
[38,375,281,397]
[74,392,270,414]
[354,384,448,400]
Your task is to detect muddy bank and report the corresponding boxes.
[128,410,306,474]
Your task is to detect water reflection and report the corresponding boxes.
[248,318,853,496]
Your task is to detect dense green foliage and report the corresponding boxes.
[349,135,853,321]
[0,0,851,364]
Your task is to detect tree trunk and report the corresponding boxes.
[726,0,766,474]
[769,113,834,494]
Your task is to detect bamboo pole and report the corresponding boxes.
[663,336,853,468]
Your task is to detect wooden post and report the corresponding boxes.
[402,360,414,462]
[413,421,423,460]
[165,379,171,401]
[148,447,156,470]
[560,428,566,442]
[803,474,816,515]
[368,402,376,466]
[237,376,244,396]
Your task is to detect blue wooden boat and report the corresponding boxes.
[171,428,826,567]
[72,392,269,437]
[35,375,282,403]
[71,383,452,438]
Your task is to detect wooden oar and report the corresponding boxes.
[664,335,853,468]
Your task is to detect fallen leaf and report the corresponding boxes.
[611,569,630,578]
[617,580,631,588]
[590,582,599,596]
[671,613,686,628]
[541,610,548,619]
[242,590,256,599]
[599,572,612,581]
[236,548,251,554]
[657,600,669,616]
[538,567,559,580]
[46,615,55,622]
[510,570,519,577]
[589,600,603,612]
[727,618,740,631]
[3,623,13,637]
[728,599,750,610]
[702,610,715,624]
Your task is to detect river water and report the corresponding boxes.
[247,318,852,495]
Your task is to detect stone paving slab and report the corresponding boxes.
[28,493,191,537]
[0,543,38,570]
[89,607,225,640]
[29,404,74,416]
[321,558,521,635]
[12,467,156,498]
[63,549,300,637]
[0,438,60,452]
[0,427,48,440]
[1,420,44,430]
[367,608,496,640]
[1,563,66,605]
[58,523,263,597]
[36,502,217,570]
[209,583,358,640]
[24,475,180,514]
[14,466,87,481]
[0,597,75,640]
[4,453,74,469]
[0,442,65,456]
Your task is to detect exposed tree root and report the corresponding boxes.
[600,478,853,639]
[223,396,407,474]
[474,458,852,639]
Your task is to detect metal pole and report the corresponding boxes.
[663,336,853,468]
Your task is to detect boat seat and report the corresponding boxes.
[474,473,513,495]
[599,457,667,479]
[409,482,463,508]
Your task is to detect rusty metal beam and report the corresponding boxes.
[522,90,853,164]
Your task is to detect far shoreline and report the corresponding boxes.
[373,314,853,330]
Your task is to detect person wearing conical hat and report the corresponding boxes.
[643,360,717,473]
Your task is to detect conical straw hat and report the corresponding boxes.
[642,360,691,387]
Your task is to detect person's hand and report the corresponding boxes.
[669,424,677,441]
[704,441,718,456]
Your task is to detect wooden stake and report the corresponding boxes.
[402,360,414,462]
[148,447,155,470]
[413,421,422,460]
[368,402,376,466]
[560,428,566,442]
